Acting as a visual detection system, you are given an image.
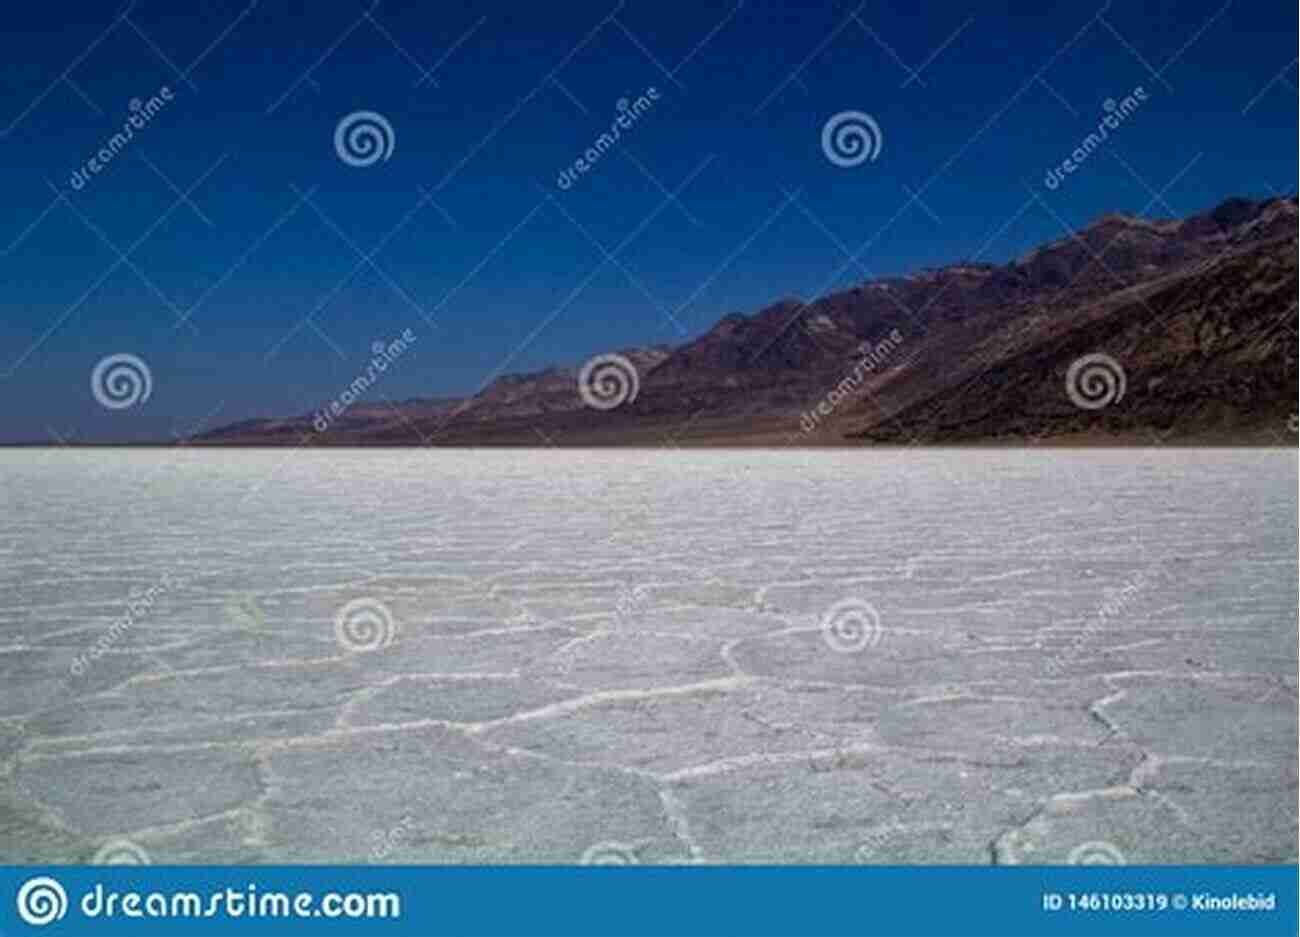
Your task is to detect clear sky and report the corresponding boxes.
[1,0,1295,442]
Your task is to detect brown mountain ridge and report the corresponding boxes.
[194,196,1299,446]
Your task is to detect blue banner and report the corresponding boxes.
[1,865,1295,936]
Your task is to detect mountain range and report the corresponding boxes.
[194,195,1299,446]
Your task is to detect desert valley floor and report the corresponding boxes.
[0,449,1296,864]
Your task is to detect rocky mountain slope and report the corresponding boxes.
[194,196,1298,446]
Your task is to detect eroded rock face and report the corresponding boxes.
[192,197,1297,447]
[853,229,1298,445]
[0,449,1294,864]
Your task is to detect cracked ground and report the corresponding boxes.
[1,448,1295,864]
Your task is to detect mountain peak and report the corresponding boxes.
[192,195,1297,446]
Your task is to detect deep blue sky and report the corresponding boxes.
[1,0,1295,442]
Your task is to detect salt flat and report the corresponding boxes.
[0,449,1295,865]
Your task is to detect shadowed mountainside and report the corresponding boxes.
[193,196,1298,446]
